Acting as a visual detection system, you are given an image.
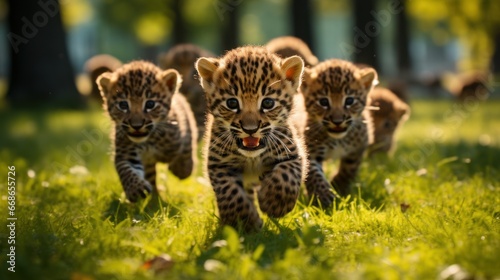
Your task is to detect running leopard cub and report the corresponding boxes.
[195,46,307,232]
[367,87,410,156]
[158,44,215,138]
[300,59,377,206]
[97,61,197,202]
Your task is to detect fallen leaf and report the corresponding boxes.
[400,203,410,213]
[142,254,174,274]
[70,272,94,280]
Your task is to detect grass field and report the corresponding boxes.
[0,99,499,280]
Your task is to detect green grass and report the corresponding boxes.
[0,99,499,280]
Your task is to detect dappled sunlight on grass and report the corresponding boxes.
[7,116,38,138]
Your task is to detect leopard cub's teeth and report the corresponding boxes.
[242,137,260,148]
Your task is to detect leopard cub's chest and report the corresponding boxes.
[242,157,264,189]
[137,132,179,162]
[325,120,368,159]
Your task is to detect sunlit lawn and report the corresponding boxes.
[0,99,499,280]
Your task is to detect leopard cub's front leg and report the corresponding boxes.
[331,150,364,197]
[258,159,302,217]
[305,160,335,208]
[115,147,153,202]
[209,165,263,232]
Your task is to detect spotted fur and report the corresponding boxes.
[300,59,377,205]
[266,36,319,67]
[158,44,215,138]
[368,87,410,156]
[97,60,197,202]
[84,54,122,101]
[196,46,307,232]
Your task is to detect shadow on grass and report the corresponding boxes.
[357,140,500,208]
[0,107,111,172]
[102,193,181,225]
[195,213,327,271]
[5,181,87,280]
[393,139,500,177]
[196,227,295,268]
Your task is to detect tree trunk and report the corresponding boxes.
[172,0,186,44]
[492,32,500,74]
[6,0,83,108]
[290,0,315,54]
[220,1,240,52]
[395,0,411,75]
[352,0,380,70]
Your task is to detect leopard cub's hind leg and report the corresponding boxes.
[168,151,194,180]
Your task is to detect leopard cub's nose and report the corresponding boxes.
[130,120,145,130]
[240,120,260,135]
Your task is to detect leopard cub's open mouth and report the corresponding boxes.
[128,131,149,138]
[237,136,265,151]
[327,126,347,134]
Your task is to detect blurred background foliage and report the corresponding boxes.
[407,0,500,71]
[0,0,499,106]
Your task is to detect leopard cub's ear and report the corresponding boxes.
[281,55,304,90]
[300,67,316,94]
[397,100,411,122]
[159,69,182,93]
[96,72,114,100]
[195,57,219,88]
[357,67,378,91]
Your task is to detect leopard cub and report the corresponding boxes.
[196,46,307,232]
[368,87,410,156]
[158,44,215,138]
[300,59,377,206]
[97,60,197,202]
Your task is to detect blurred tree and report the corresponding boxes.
[183,0,219,52]
[352,0,380,70]
[60,0,92,28]
[6,0,83,108]
[99,0,172,46]
[395,0,412,75]
[492,32,500,74]
[172,0,186,44]
[408,0,500,72]
[220,0,241,52]
[291,0,315,54]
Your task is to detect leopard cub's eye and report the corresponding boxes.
[318,98,329,108]
[117,101,129,111]
[226,98,239,111]
[261,98,275,110]
[345,97,355,107]
[145,100,156,110]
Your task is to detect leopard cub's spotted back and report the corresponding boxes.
[158,44,215,138]
[196,46,307,232]
[265,36,319,67]
[299,59,377,205]
[97,60,197,202]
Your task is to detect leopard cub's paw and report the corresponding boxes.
[331,176,351,197]
[311,186,335,208]
[125,180,153,203]
[258,180,299,218]
[317,190,335,208]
